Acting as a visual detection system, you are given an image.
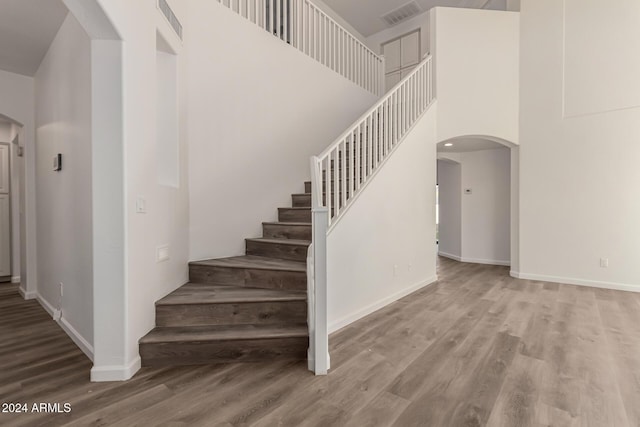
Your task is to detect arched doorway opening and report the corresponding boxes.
[436,135,519,273]
[0,115,25,287]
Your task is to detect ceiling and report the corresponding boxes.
[0,0,69,76]
[323,0,506,37]
[437,137,505,153]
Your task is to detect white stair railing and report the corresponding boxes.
[308,55,434,374]
[312,55,434,227]
[215,0,385,96]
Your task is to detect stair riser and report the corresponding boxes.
[140,337,308,367]
[292,194,311,207]
[278,208,311,223]
[156,301,307,327]
[189,265,307,290]
[263,223,311,240]
[246,240,309,262]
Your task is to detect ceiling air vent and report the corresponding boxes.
[380,1,422,27]
[158,0,183,40]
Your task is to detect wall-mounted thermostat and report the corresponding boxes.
[464,188,472,194]
[53,153,62,171]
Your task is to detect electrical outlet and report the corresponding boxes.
[156,245,170,262]
[600,258,609,268]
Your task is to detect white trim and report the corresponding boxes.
[18,285,36,300]
[514,271,640,293]
[34,293,94,360]
[60,317,94,361]
[36,292,56,316]
[328,276,438,334]
[90,357,141,382]
[439,252,510,267]
[11,275,20,283]
[460,257,510,267]
[438,251,462,262]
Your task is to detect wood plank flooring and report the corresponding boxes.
[2,257,640,426]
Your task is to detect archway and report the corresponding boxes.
[0,115,25,287]
[436,135,520,274]
[0,73,37,300]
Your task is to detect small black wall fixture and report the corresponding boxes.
[53,153,62,172]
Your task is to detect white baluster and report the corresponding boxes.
[340,141,346,209]
[333,149,339,218]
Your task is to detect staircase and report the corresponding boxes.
[139,182,315,367]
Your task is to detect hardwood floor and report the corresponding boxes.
[2,258,640,426]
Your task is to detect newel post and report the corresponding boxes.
[309,156,329,375]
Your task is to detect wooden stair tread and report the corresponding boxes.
[157,283,306,306]
[245,238,311,246]
[262,221,311,226]
[140,323,308,344]
[190,255,306,272]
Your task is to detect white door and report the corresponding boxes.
[401,31,420,68]
[383,39,401,73]
[0,145,9,277]
[382,30,421,92]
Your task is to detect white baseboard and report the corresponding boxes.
[11,276,21,284]
[35,292,56,316]
[91,357,141,382]
[438,251,462,262]
[34,293,94,361]
[438,252,510,267]
[59,317,94,361]
[328,275,438,334]
[512,271,640,293]
[18,286,36,300]
[461,257,510,267]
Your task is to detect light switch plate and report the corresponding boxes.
[136,196,147,213]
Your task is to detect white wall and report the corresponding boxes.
[312,0,367,45]
[34,13,94,354]
[431,7,519,144]
[187,0,377,262]
[0,70,36,297]
[0,123,10,141]
[366,10,431,58]
[437,159,461,259]
[83,0,190,379]
[562,0,640,118]
[327,106,438,332]
[460,148,510,265]
[506,0,521,12]
[518,0,640,291]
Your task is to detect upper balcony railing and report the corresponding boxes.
[215,0,385,96]
[311,55,434,228]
